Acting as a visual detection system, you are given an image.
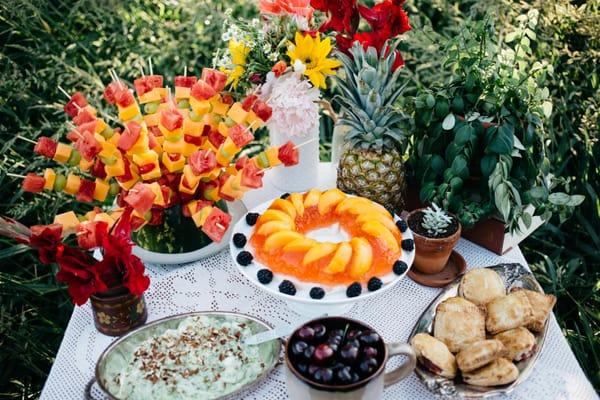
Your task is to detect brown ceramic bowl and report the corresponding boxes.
[407,208,462,275]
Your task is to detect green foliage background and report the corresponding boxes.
[0,0,598,397]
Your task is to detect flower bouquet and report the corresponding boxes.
[214,1,341,191]
[16,65,300,258]
[0,209,149,336]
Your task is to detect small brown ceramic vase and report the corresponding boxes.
[90,287,147,336]
[407,208,462,275]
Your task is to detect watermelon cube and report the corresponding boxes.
[76,221,108,250]
[118,122,142,151]
[22,173,45,193]
[174,76,198,88]
[189,149,217,175]
[241,94,258,111]
[74,131,102,161]
[252,100,272,121]
[278,141,299,166]
[160,109,184,131]
[64,92,88,118]
[73,108,96,126]
[34,137,58,159]
[103,82,121,104]
[190,80,216,101]
[202,207,232,242]
[201,68,228,93]
[241,161,264,189]
[76,178,96,202]
[228,124,254,148]
[207,128,226,149]
[124,183,156,214]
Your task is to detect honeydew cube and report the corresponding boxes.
[63,174,81,195]
[104,157,125,178]
[93,179,110,202]
[189,97,211,115]
[175,86,191,100]
[210,99,229,116]
[265,147,281,167]
[79,158,94,172]
[191,206,212,227]
[144,112,161,127]
[226,102,248,125]
[43,168,56,191]
[94,119,108,134]
[118,103,141,121]
[162,152,185,172]
[138,88,163,104]
[245,111,265,131]
[53,143,72,163]
[183,118,204,136]
[53,211,80,236]
[162,139,185,154]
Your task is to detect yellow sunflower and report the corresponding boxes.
[221,39,250,89]
[287,32,341,89]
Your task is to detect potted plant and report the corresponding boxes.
[407,203,461,274]
[407,13,583,253]
[0,208,150,336]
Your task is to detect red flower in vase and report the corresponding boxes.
[29,223,63,264]
[358,0,410,37]
[311,0,359,34]
[55,244,108,306]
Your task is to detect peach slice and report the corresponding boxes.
[270,198,297,220]
[349,237,373,279]
[283,238,317,253]
[335,197,390,217]
[357,212,399,234]
[264,231,304,252]
[361,221,400,253]
[303,188,322,208]
[258,210,295,227]
[289,193,305,217]
[324,242,353,274]
[302,242,337,266]
[318,188,347,215]
[257,220,294,236]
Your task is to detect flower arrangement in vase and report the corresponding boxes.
[0,209,149,336]
[12,65,300,258]
[214,2,341,191]
[408,14,584,244]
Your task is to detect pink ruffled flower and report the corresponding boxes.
[259,0,314,21]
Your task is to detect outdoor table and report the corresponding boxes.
[41,163,597,399]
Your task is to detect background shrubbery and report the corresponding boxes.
[0,0,598,397]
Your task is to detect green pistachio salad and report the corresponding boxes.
[105,315,267,399]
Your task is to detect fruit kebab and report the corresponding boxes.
[19,170,117,203]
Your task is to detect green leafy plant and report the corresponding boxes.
[409,12,584,232]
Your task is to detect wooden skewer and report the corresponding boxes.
[216,223,226,230]
[110,69,125,90]
[67,123,84,139]
[57,85,71,100]
[139,64,145,77]
[148,57,153,76]
[184,65,187,77]
[6,172,26,179]
[16,135,37,145]
[294,137,318,150]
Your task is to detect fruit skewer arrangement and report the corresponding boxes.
[19,67,301,243]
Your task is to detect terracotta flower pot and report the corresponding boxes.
[90,287,147,336]
[407,208,462,275]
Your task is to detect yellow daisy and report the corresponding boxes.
[221,39,250,89]
[287,32,341,89]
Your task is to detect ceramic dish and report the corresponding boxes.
[408,263,549,398]
[85,311,281,400]
[133,201,247,265]
[229,196,415,316]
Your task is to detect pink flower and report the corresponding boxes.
[259,0,314,21]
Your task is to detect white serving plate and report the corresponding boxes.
[230,196,415,316]
[133,201,247,265]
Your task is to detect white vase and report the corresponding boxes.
[269,127,319,192]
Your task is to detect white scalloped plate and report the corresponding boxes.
[230,195,415,313]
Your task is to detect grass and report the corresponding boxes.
[0,0,598,398]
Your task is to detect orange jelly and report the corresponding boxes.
[250,206,402,285]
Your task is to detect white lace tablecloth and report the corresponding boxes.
[41,163,597,400]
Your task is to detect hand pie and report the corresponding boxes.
[434,297,486,353]
[462,358,519,387]
[459,269,505,306]
[486,291,533,334]
[493,327,537,362]
[518,289,556,332]
[411,333,457,379]
[456,339,507,372]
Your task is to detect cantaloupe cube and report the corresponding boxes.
[175,86,191,100]
[93,212,116,229]
[162,139,185,154]
[190,97,211,115]
[183,118,204,136]
[266,146,281,167]
[108,132,121,147]
[93,179,110,202]
[245,111,265,131]
[118,103,141,121]
[162,152,185,172]
[210,99,229,116]
[99,141,118,159]
[63,174,81,195]
[183,165,201,186]
[144,112,161,127]
[191,206,213,227]
[147,182,165,206]
[79,157,94,172]
[53,143,72,163]
[43,168,56,191]
[104,157,125,178]
[158,124,183,142]
[182,142,198,157]
[141,167,161,181]
[138,88,162,104]
[227,102,248,125]
[53,211,80,236]
[117,177,139,191]
[132,150,158,167]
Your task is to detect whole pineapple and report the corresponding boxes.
[335,41,409,213]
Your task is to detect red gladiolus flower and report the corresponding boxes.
[311,0,359,34]
[30,223,63,264]
[55,245,108,306]
[358,0,410,36]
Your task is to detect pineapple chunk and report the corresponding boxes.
[257,220,293,236]
[361,221,399,253]
[263,231,304,253]
[303,188,321,208]
[289,193,305,217]
[283,238,317,253]
[258,210,295,227]
[348,238,373,279]
[318,188,347,215]
[324,242,353,274]
[175,86,191,100]
[356,212,398,234]
[270,199,297,220]
[118,103,141,121]
[43,168,56,191]
[302,242,337,266]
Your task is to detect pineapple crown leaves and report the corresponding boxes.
[334,40,409,150]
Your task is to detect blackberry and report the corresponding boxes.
[401,238,415,251]
[232,233,247,248]
[395,219,408,232]
[393,260,408,275]
[280,192,290,199]
[257,269,273,284]
[367,277,383,291]
[236,251,253,266]
[245,212,260,226]
[346,282,362,298]
[309,287,325,299]
[279,280,296,296]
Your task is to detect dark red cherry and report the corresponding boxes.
[336,366,353,384]
[313,343,334,364]
[303,345,315,360]
[363,346,378,358]
[291,341,308,356]
[313,324,327,341]
[298,326,315,341]
[340,344,359,364]
[359,331,380,346]
[358,357,378,375]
